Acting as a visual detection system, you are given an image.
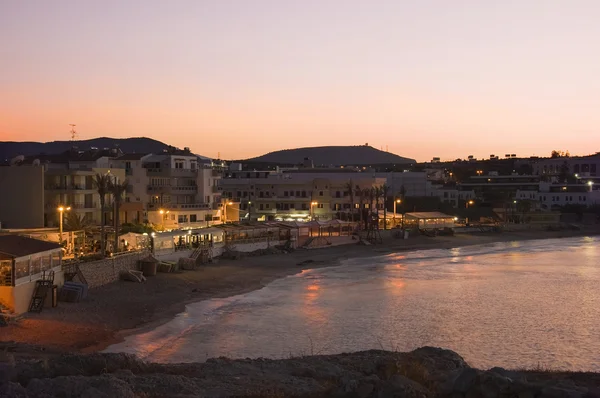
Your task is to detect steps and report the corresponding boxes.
[29,281,52,313]
[29,271,55,313]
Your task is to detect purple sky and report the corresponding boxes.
[1,0,599,161]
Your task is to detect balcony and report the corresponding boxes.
[148,185,197,193]
[211,185,222,193]
[147,202,211,210]
[44,184,94,191]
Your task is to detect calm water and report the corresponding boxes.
[106,236,600,371]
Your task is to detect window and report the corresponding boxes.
[259,204,264,210]
[266,204,270,209]
[290,203,295,209]
[190,214,197,222]
[317,203,324,209]
[335,191,341,198]
[302,203,307,210]
[296,191,301,196]
[334,203,341,210]
[319,191,324,196]
[284,191,289,197]
[178,215,189,223]
[302,191,307,197]
[171,214,176,221]
[175,161,184,169]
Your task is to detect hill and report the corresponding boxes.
[244,145,415,166]
[0,137,210,161]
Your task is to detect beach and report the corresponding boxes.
[2,227,599,357]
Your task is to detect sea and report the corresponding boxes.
[105,236,600,371]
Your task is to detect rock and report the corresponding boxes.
[378,374,431,398]
[489,366,528,383]
[453,368,480,394]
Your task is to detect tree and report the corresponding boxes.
[363,188,373,230]
[381,184,391,229]
[345,179,355,222]
[374,186,384,229]
[93,173,110,256]
[63,213,94,254]
[108,178,129,254]
[357,188,365,228]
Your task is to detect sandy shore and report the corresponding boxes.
[1,227,599,356]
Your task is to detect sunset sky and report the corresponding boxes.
[1,0,599,161]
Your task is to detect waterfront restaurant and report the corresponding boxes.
[151,227,224,255]
[402,212,456,231]
[0,235,64,315]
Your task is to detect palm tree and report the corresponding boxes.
[93,173,110,256]
[366,187,375,230]
[357,188,365,228]
[381,184,391,229]
[64,213,94,254]
[344,179,355,222]
[374,186,383,229]
[108,178,129,254]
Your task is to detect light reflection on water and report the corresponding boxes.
[105,236,600,371]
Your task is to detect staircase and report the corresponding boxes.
[29,271,55,313]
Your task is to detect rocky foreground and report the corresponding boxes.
[1,347,600,397]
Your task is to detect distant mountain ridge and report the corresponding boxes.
[244,145,415,166]
[0,137,210,161]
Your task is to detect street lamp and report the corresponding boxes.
[310,201,318,220]
[247,201,252,221]
[159,209,169,230]
[465,200,474,225]
[393,198,401,227]
[58,206,71,247]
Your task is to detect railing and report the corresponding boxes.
[45,184,93,190]
[171,186,197,192]
[212,185,222,193]
[147,202,211,210]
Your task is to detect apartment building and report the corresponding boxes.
[431,187,476,208]
[516,182,600,209]
[126,148,223,229]
[458,174,541,202]
[0,165,45,229]
[221,170,386,221]
[372,171,432,197]
[531,153,600,178]
[4,148,127,228]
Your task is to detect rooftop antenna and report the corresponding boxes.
[218,151,221,160]
[69,124,77,141]
[386,145,389,152]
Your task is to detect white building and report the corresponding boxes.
[516,182,600,209]
[115,149,224,230]
[221,170,387,221]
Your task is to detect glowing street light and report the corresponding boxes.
[158,209,169,230]
[222,201,234,223]
[58,205,71,246]
[310,201,318,220]
[393,198,402,226]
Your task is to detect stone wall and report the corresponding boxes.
[78,251,148,289]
